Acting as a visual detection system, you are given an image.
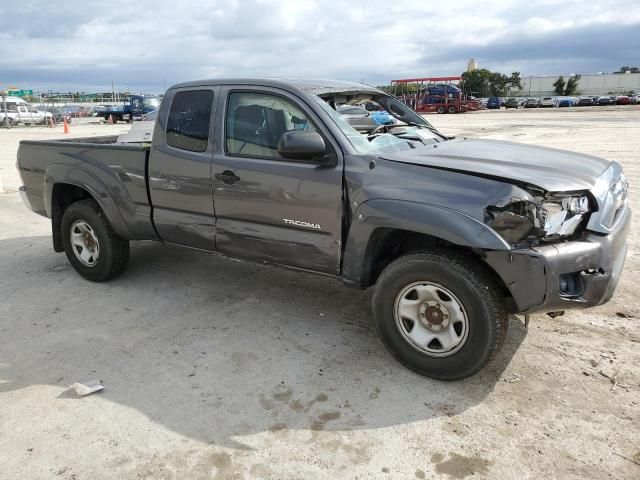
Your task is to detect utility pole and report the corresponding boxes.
[1,90,9,128]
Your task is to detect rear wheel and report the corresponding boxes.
[436,106,446,114]
[61,199,130,282]
[372,252,508,380]
[447,106,457,114]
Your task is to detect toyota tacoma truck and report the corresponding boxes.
[17,78,631,380]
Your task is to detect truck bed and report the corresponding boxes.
[17,135,157,241]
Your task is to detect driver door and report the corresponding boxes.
[211,87,344,274]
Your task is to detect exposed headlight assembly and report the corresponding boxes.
[486,191,591,244]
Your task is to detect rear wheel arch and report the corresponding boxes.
[50,183,93,252]
[49,180,132,252]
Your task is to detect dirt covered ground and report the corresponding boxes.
[0,107,638,479]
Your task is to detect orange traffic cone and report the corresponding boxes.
[63,118,70,134]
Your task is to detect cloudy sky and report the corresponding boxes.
[1,0,638,93]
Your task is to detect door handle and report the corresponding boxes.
[215,170,241,185]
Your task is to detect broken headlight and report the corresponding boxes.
[486,193,590,244]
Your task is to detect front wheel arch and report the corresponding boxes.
[341,199,510,288]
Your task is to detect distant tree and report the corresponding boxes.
[564,75,581,95]
[508,72,522,90]
[553,76,566,95]
[377,83,421,95]
[614,66,639,74]
[376,84,394,94]
[461,69,522,96]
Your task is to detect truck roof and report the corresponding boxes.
[170,78,383,96]
[1,96,28,104]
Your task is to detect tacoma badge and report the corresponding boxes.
[282,218,322,230]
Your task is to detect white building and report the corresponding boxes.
[519,72,640,97]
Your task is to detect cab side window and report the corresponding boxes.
[225,92,316,159]
[166,90,214,152]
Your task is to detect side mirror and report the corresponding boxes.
[278,131,326,161]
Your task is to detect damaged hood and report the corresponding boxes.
[381,138,611,192]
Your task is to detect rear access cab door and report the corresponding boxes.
[148,86,219,249]
[211,85,345,274]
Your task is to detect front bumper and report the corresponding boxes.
[486,206,631,314]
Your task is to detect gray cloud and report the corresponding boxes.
[424,22,640,75]
[1,0,638,93]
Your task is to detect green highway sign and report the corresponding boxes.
[7,89,34,97]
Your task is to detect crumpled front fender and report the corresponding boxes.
[341,198,510,287]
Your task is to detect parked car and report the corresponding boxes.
[16,78,631,381]
[1,97,53,125]
[13,105,52,125]
[631,94,640,104]
[40,106,72,124]
[523,98,539,108]
[487,97,501,109]
[338,105,395,133]
[97,95,161,123]
[337,105,377,132]
[505,98,519,109]
[576,97,594,106]
[595,96,614,106]
[615,96,631,105]
[61,105,91,118]
[539,97,554,108]
[555,97,575,107]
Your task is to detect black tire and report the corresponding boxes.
[436,106,446,114]
[372,251,508,380]
[61,199,130,282]
[447,106,457,114]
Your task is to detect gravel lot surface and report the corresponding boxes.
[1,108,638,479]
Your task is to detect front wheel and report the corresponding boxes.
[436,106,446,114]
[372,252,508,380]
[61,199,130,282]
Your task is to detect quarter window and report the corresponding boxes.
[225,92,316,159]
[166,90,213,152]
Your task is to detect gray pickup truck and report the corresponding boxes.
[17,78,631,380]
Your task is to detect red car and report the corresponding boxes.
[616,96,631,105]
